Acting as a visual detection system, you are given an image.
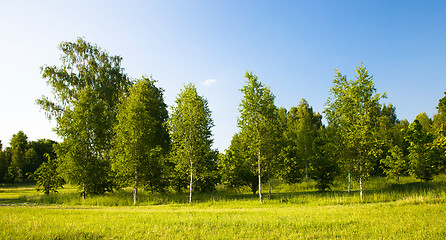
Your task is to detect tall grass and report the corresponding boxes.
[0,198,445,239]
[1,174,445,207]
[0,175,445,239]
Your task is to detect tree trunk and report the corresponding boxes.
[347,171,351,194]
[359,161,363,199]
[258,148,262,204]
[268,171,271,200]
[305,146,308,181]
[82,184,86,201]
[359,177,363,199]
[134,167,138,205]
[189,161,193,205]
[420,179,423,192]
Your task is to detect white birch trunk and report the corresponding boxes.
[359,159,363,199]
[82,184,86,201]
[268,172,271,200]
[189,161,193,205]
[359,177,363,199]
[258,149,262,204]
[348,171,351,194]
[134,167,138,205]
[305,146,308,181]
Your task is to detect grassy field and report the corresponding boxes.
[0,176,445,239]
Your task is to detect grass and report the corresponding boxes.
[0,175,445,239]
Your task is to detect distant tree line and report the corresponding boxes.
[0,132,56,185]
[2,38,445,204]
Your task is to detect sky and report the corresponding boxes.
[1,1,446,151]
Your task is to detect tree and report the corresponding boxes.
[7,131,28,182]
[220,132,259,194]
[309,128,339,191]
[238,72,278,203]
[404,119,442,189]
[56,86,112,198]
[415,113,434,135]
[31,154,64,195]
[168,84,218,204]
[324,64,385,198]
[381,145,408,182]
[0,141,8,183]
[374,104,399,176]
[112,77,170,204]
[281,99,322,183]
[24,139,58,178]
[37,38,131,198]
[433,91,446,136]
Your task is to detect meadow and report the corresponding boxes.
[0,176,445,239]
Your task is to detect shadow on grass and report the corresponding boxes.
[1,176,445,206]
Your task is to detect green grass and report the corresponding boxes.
[0,175,445,239]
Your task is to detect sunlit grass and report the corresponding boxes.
[1,174,445,207]
[0,200,445,239]
[0,175,445,239]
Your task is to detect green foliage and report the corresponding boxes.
[433,91,446,136]
[8,131,28,182]
[30,154,64,194]
[324,63,385,197]
[56,86,113,195]
[0,141,7,182]
[280,99,323,183]
[112,76,170,198]
[238,71,278,202]
[168,83,218,201]
[37,38,131,197]
[381,145,408,182]
[309,129,339,191]
[404,119,443,185]
[219,132,258,194]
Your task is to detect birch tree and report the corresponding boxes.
[37,38,131,197]
[238,72,278,203]
[112,77,169,204]
[324,63,385,198]
[168,84,217,204]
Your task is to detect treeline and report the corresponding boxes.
[0,132,56,184]
[3,38,445,204]
[222,67,446,203]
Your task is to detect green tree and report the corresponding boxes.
[112,77,170,204]
[374,104,399,176]
[37,38,131,198]
[238,72,278,203]
[168,84,218,204]
[404,119,442,189]
[309,128,339,191]
[415,113,434,135]
[433,91,446,136]
[324,64,385,198]
[281,99,322,182]
[432,92,446,172]
[26,139,58,175]
[31,154,64,195]
[219,132,259,194]
[7,131,28,182]
[381,145,408,182]
[56,86,111,198]
[0,141,8,182]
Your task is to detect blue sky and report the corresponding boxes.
[1,1,445,151]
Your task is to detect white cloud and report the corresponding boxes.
[202,79,217,86]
